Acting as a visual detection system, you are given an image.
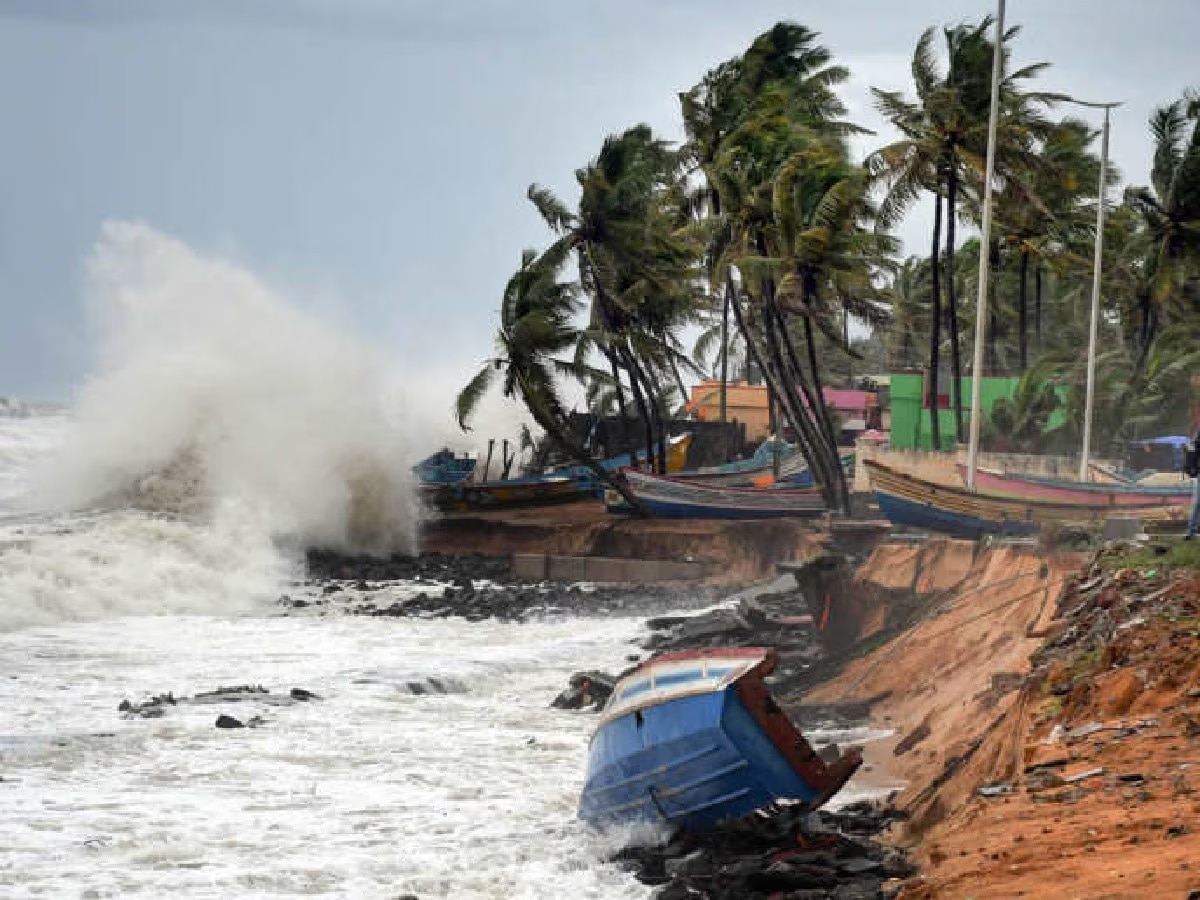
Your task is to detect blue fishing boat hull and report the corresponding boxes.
[873,488,1040,539]
[580,688,821,831]
[633,496,823,519]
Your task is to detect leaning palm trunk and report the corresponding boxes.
[624,352,662,475]
[719,282,731,422]
[737,289,843,511]
[945,168,965,443]
[1034,264,1043,352]
[625,349,667,474]
[928,191,943,450]
[519,377,648,515]
[1018,248,1030,370]
[728,293,835,507]
[801,316,851,511]
[606,350,628,420]
[767,297,845,505]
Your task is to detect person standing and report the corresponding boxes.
[1186,428,1200,539]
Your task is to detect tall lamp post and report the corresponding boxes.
[965,0,1005,490]
[1073,100,1122,481]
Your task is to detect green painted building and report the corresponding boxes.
[888,372,1037,450]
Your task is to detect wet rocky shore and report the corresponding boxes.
[615,801,913,899]
[288,550,722,622]
[296,549,910,898]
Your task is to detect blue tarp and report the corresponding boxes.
[1129,435,1191,447]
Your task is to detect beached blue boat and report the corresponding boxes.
[579,649,862,831]
[609,469,826,519]
[421,473,591,511]
[412,449,477,485]
[779,452,856,488]
[865,459,1178,540]
[536,433,693,496]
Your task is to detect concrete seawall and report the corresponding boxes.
[420,502,875,583]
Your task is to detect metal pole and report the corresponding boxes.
[965,0,1005,491]
[1078,105,1113,481]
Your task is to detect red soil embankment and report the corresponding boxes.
[809,539,1200,897]
[804,541,1079,830]
[896,563,1200,899]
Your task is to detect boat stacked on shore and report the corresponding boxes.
[864,459,1187,539]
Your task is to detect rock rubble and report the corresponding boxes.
[613,801,913,899]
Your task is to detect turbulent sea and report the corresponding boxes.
[0,223,882,898]
[0,409,664,899]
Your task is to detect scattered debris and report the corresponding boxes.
[977,783,1014,798]
[612,801,913,899]
[1063,766,1105,783]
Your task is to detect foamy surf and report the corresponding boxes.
[34,220,420,556]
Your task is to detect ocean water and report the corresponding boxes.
[0,224,885,899]
[0,414,662,899]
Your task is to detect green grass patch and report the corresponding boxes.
[1101,537,1200,573]
[1038,696,1064,720]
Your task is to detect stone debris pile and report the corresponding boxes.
[613,801,913,899]
[117,684,322,729]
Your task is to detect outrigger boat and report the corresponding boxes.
[579,649,861,831]
[954,463,1191,508]
[421,474,590,512]
[866,459,1182,539]
[424,434,694,511]
[608,469,826,519]
[412,448,477,485]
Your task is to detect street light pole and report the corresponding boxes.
[1077,101,1121,481]
[965,0,1005,491]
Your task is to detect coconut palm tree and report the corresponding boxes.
[678,22,871,511]
[1124,93,1200,364]
[454,244,645,512]
[870,16,1060,444]
[528,124,700,473]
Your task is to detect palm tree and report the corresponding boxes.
[455,244,646,513]
[870,16,1060,444]
[528,124,700,473]
[679,22,871,511]
[883,257,933,368]
[1124,93,1200,365]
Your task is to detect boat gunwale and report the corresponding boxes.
[865,459,1181,520]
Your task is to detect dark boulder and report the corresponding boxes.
[551,671,616,711]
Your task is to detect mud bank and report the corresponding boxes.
[420,502,837,582]
[796,538,1200,897]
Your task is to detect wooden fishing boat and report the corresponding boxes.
[865,460,1181,539]
[578,648,862,832]
[609,469,826,519]
[777,452,856,489]
[426,434,695,511]
[551,433,693,487]
[669,447,808,487]
[412,449,477,485]
[955,464,1191,507]
[422,474,590,512]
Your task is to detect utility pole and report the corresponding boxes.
[1075,100,1121,481]
[965,0,1005,491]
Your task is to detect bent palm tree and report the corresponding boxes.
[455,245,646,514]
[1124,94,1200,364]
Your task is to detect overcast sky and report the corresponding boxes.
[0,0,1196,403]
